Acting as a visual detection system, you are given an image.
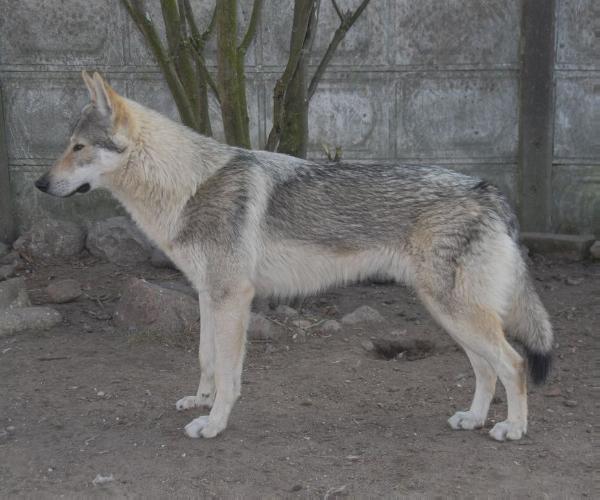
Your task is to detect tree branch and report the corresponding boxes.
[122,0,198,129]
[238,0,263,54]
[265,0,319,151]
[182,0,220,103]
[307,0,371,102]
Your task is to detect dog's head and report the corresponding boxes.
[35,71,132,197]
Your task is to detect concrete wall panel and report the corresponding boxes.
[396,74,519,160]
[392,0,520,67]
[554,77,600,160]
[556,0,600,68]
[4,77,127,161]
[0,0,125,66]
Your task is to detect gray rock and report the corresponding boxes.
[46,279,82,304]
[320,319,342,333]
[291,319,312,330]
[150,247,177,269]
[0,251,21,266]
[87,217,152,265]
[565,276,584,286]
[247,313,283,340]
[0,263,18,281]
[590,241,600,260]
[0,307,62,337]
[0,242,9,258]
[275,305,299,317]
[341,305,386,325]
[0,278,31,309]
[13,219,85,260]
[113,278,199,335]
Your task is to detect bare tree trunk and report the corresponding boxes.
[266,0,371,158]
[277,2,318,157]
[216,0,251,148]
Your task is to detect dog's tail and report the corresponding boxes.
[504,264,553,384]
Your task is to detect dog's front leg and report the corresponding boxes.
[176,294,216,411]
[184,281,254,438]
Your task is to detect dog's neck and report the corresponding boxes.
[104,100,234,246]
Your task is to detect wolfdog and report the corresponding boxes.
[35,72,553,441]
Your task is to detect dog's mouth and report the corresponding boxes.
[65,183,91,197]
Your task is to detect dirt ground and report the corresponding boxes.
[0,252,598,498]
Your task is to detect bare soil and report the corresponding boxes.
[0,253,598,498]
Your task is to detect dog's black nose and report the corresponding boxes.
[34,175,49,193]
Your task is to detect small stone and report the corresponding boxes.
[97,391,106,397]
[291,319,312,330]
[565,276,584,286]
[341,305,385,325]
[6,426,15,432]
[247,313,283,341]
[320,319,341,333]
[0,251,20,266]
[0,263,18,281]
[46,279,82,304]
[0,307,62,336]
[544,387,562,397]
[361,340,375,352]
[0,277,31,310]
[275,305,298,317]
[590,241,600,260]
[291,484,303,492]
[563,399,578,407]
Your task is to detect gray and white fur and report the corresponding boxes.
[36,72,553,441]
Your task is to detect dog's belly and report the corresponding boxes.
[252,241,413,298]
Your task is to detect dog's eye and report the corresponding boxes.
[73,144,85,152]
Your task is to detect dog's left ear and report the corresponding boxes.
[91,72,115,117]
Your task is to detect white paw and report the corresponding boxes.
[176,394,214,411]
[183,416,225,439]
[184,416,209,438]
[448,410,485,430]
[489,420,527,441]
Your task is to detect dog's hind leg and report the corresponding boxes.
[448,347,497,430]
[176,295,216,411]
[421,295,528,441]
[184,281,254,439]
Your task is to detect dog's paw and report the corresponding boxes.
[184,416,209,438]
[489,420,527,441]
[183,416,225,439]
[176,394,214,411]
[448,410,485,430]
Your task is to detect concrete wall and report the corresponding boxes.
[0,0,597,235]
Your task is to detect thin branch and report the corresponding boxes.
[331,0,343,21]
[122,0,198,129]
[182,0,220,102]
[265,0,318,151]
[307,0,371,102]
[238,0,263,54]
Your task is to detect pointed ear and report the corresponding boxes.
[82,70,96,102]
[92,72,115,116]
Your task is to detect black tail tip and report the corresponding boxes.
[526,349,552,384]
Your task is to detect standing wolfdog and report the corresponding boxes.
[35,72,552,441]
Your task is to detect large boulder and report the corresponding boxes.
[114,278,199,335]
[13,219,85,260]
[87,217,152,265]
